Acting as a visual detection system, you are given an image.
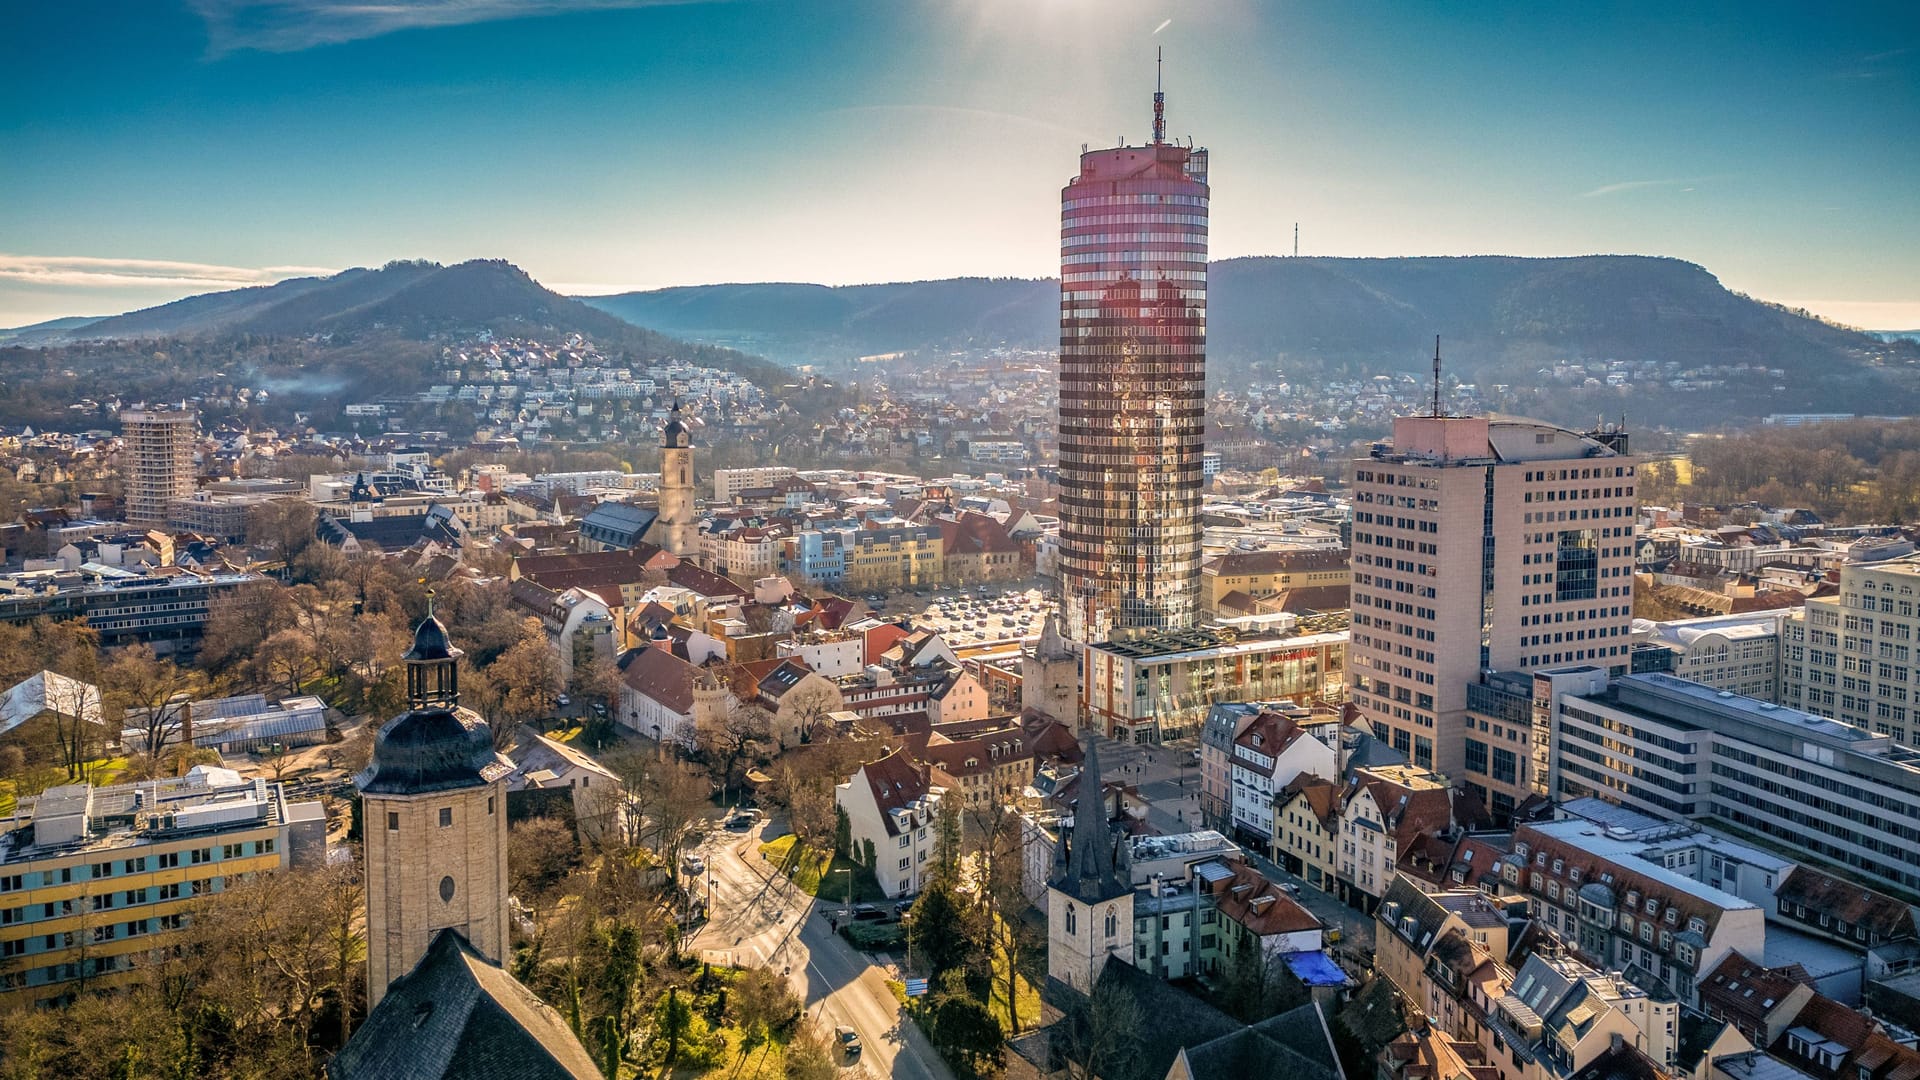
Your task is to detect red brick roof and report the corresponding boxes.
[858,748,933,837]
[617,646,698,714]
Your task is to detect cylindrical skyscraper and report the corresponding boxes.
[1056,79,1208,644]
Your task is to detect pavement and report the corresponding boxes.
[687,823,955,1080]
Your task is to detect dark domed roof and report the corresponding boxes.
[662,402,690,447]
[404,613,459,662]
[355,706,512,795]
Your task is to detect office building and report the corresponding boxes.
[0,767,322,1005]
[1349,415,1638,775]
[1082,613,1347,743]
[1055,72,1209,643]
[1541,671,1920,897]
[1635,611,1789,702]
[1781,554,1919,744]
[120,407,197,528]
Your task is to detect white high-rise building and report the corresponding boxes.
[1349,415,1638,780]
[120,407,197,528]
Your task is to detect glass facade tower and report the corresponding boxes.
[1056,126,1209,643]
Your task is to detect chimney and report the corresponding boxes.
[1610,1033,1625,1053]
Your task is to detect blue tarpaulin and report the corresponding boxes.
[1281,950,1348,987]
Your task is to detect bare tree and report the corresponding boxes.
[602,750,712,877]
[695,697,772,805]
[104,644,204,761]
[1063,975,1146,1080]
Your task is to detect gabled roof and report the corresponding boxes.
[0,671,104,735]
[854,748,933,837]
[1280,773,1342,829]
[1774,867,1920,941]
[578,502,657,549]
[617,646,698,715]
[329,930,598,1080]
[664,561,747,600]
[1211,860,1322,937]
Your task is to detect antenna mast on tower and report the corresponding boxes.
[1294,222,1299,257]
[1431,336,1444,418]
[1153,47,1166,144]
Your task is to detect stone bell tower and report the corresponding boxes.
[658,401,698,558]
[356,599,513,1008]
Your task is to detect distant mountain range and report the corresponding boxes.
[5,254,1914,430]
[584,255,1907,376]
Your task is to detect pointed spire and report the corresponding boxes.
[1056,733,1127,901]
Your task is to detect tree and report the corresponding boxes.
[784,1024,839,1080]
[31,619,103,778]
[510,816,581,900]
[1217,930,1307,1023]
[694,697,772,804]
[1062,975,1145,1080]
[602,750,712,873]
[245,499,318,568]
[930,791,963,887]
[655,985,692,1066]
[103,645,204,762]
[732,966,800,1052]
[927,969,1004,1080]
[909,880,982,984]
[485,617,563,750]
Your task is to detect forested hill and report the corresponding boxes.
[583,255,1915,390]
[39,259,804,395]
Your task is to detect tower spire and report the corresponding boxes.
[1152,47,1165,144]
[1431,335,1444,418]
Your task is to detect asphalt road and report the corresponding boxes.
[688,826,955,1080]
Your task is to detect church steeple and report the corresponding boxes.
[404,593,462,708]
[1052,735,1129,903]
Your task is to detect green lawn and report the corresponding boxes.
[0,756,131,816]
[987,927,1042,1033]
[757,835,886,903]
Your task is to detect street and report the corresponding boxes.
[687,825,954,1080]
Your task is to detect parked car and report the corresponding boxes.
[556,693,571,707]
[850,904,887,922]
[836,1026,861,1059]
[683,855,705,876]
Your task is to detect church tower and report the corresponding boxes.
[658,402,698,558]
[356,601,513,1009]
[1022,613,1082,729]
[1046,735,1134,994]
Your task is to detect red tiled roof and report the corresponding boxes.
[1774,867,1920,941]
[1211,860,1322,937]
[858,748,932,837]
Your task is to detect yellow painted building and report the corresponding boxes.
[842,526,944,593]
[0,772,318,1006]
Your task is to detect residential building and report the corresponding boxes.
[1349,415,1638,776]
[0,766,322,1005]
[840,525,943,593]
[1634,611,1789,702]
[1502,815,1769,1005]
[355,611,513,1009]
[712,466,797,503]
[1781,555,1920,744]
[120,407,197,528]
[1336,764,1469,908]
[914,717,1034,814]
[1201,547,1351,619]
[835,748,947,899]
[1081,613,1348,743]
[1541,672,1920,897]
[1055,91,1209,643]
[505,733,623,841]
[1374,875,1515,1040]
[1273,773,1343,892]
[1225,706,1340,849]
[1477,950,1683,1080]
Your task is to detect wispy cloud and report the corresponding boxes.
[0,254,336,291]
[188,0,713,56]
[1580,178,1704,198]
[1153,18,1172,34]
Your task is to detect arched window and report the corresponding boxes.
[1065,903,1077,935]
[1104,907,1117,939]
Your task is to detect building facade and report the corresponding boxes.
[835,749,946,899]
[0,769,318,1005]
[1545,671,1920,897]
[1781,555,1919,745]
[1082,618,1347,743]
[120,407,198,528]
[1055,94,1209,643]
[1349,415,1639,776]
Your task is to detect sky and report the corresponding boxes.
[2,0,1917,328]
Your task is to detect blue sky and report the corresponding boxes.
[2,0,1916,328]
